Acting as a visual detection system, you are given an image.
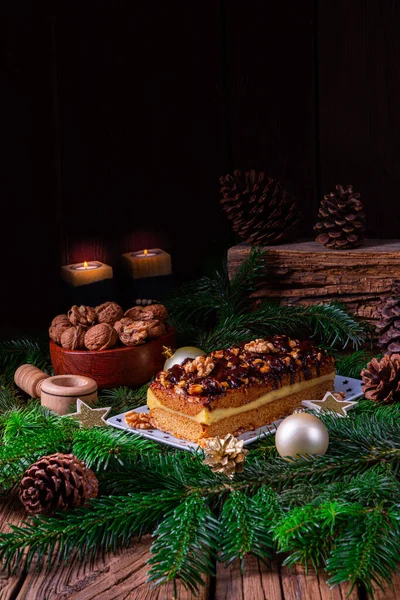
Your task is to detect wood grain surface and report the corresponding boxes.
[228,240,400,320]
[0,491,398,600]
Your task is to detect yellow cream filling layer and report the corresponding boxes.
[147,373,335,425]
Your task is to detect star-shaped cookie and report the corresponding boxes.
[69,399,111,428]
[302,392,357,417]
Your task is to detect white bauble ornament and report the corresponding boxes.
[163,346,206,370]
[275,412,329,460]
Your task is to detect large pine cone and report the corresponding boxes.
[19,453,98,515]
[219,170,299,245]
[376,281,400,354]
[314,184,366,249]
[361,354,400,403]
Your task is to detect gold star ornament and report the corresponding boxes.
[302,392,357,417]
[69,399,111,428]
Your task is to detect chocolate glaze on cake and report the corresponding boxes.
[153,335,330,408]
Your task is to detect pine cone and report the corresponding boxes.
[203,434,248,478]
[376,281,400,354]
[314,184,366,248]
[19,453,98,515]
[361,354,400,403]
[219,170,299,245]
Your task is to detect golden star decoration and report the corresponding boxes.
[302,392,357,417]
[69,399,111,428]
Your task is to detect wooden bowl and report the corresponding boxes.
[50,328,176,389]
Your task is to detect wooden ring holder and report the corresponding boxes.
[40,374,98,415]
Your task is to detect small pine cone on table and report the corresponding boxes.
[361,354,400,403]
[219,170,299,245]
[376,281,400,354]
[314,184,366,249]
[19,453,98,515]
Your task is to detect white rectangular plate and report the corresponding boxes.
[106,375,363,452]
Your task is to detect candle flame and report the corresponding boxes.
[143,249,148,256]
[83,261,89,269]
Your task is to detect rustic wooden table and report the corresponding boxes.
[0,492,398,600]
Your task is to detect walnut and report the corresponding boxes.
[114,317,134,335]
[244,339,278,354]
[145,319,167,340]
[142,304,168,322]
[119,322,148,347]
[188,383,204,395]
[51,314,70,327]
[68,305,96,327]
[60,326,86,350]
[95,302,123,325]
[159,371,172,388]
[84,323,118,351]
[124,303,168,322]
[125,411,154,429]
[183,356,215,377]
[124,306,146,321]
[49,315,72,344]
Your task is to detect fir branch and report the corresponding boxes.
[221,246,267,318]
[0,490,183,573]
[326,506,400,595]
[0,428,73,492]
[0,337,51,385]
[165,247,266,327]
[96,384,149,416]
[1,405,66,445]
[0,383,25,414]
[277,468,400,509]
[99,451,220,497]
[148,495,218,593]
[72,427,158,471]
[274,501,359,571]
[165,248,369,351]
[219,490,274,568]
[188,302,369,353]
[335,350,373,379]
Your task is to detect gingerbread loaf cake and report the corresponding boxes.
[147,335,335,443]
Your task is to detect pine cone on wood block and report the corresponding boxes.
[376,281,400,354]
[19,453,98,515]
[219,170,299,245]
[314,184,366,248]
[361,354,400,403]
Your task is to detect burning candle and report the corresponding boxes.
[134,249,157,258]
[61,260,113,287]
[121,248,172,279]
[73,260,100,271]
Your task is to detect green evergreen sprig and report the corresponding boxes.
[166,248,370,351]
[0,490,183,573]
[0,337,51,386]
[72,427,158,470]
[148,495,218,593]
[0,400,399,597]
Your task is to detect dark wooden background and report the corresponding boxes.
[2,0,400,336]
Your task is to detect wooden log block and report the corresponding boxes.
[228,240,400,320]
